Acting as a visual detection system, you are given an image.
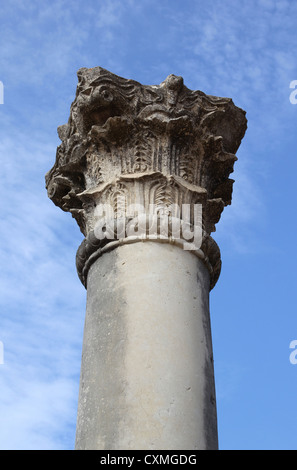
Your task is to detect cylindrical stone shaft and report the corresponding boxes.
[75,242,218,450]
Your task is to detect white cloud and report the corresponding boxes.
[0,371,78,449]
[0,131,85,449]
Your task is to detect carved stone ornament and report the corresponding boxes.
[45,67,247,289]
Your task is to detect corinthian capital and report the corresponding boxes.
[45,67,247,288]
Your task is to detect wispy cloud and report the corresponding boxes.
[155,0,297,113]
[1,0,130,89]
[0,132,85,449]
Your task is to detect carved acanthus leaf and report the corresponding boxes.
[46,66,247,288]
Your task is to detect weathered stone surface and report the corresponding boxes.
[45,67,247,450]
[75,242,217,450]
[45,67,247,289]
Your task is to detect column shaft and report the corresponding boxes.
[75,242,218,450]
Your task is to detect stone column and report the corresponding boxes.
[45,67,247,450]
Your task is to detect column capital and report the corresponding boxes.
[45,67,247,288]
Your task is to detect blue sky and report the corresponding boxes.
[0,0,297,450]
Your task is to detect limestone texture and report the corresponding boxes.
[45,66,247,289]
[75,243,217,450]
[45,67,247,450]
